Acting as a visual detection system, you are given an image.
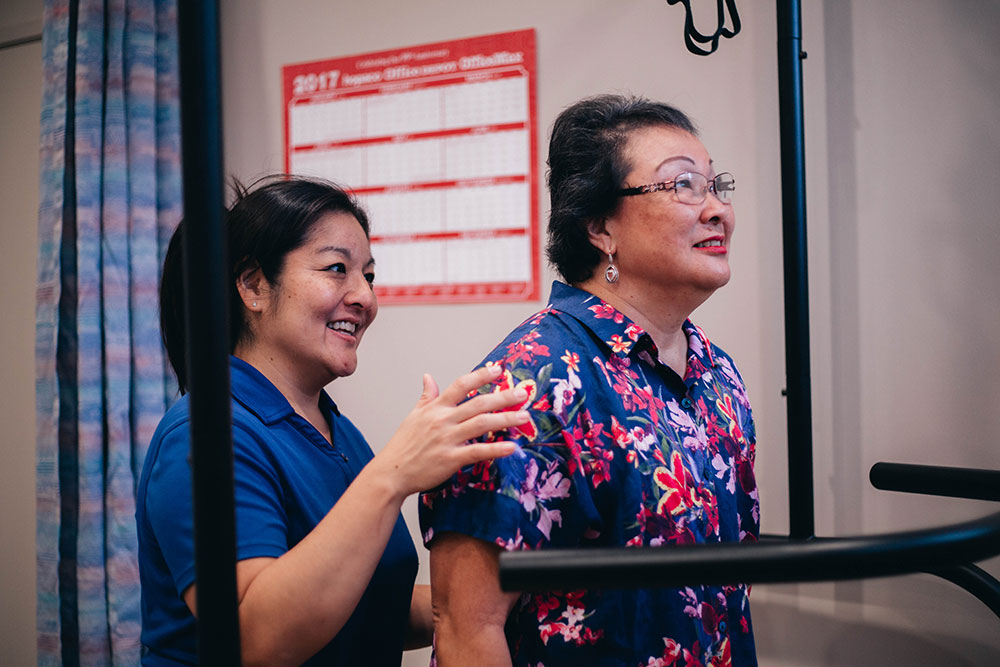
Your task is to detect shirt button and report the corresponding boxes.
[681,397,693,409]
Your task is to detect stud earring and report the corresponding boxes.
[252,301,257,307]
[604,252,619,284]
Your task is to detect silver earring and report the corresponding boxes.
[604,252,619,284]
[252,301,257,307]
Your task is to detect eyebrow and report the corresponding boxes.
[654,156,715,172]
[316,245,376,267]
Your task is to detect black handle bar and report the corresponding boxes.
[499,462,1000,592]
[499,510,1000,591]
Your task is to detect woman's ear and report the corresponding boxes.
[585,217,616,257]
[235,261,267,313]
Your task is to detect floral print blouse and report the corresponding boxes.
[420,281,759,666]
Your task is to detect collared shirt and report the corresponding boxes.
[420,281,759,666]
[137,356,417,666]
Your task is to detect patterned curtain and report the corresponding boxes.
[35,0,181,664]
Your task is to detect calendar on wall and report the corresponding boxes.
[282,29,539,304]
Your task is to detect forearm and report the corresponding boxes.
[430,532,518,667]
[237,462,406,666]
[434,616,512,667]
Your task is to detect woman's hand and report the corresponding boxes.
[370,365,527,497]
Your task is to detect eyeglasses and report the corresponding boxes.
[618,171,735,205]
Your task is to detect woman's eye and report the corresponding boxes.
[364,272,376,285]
[673,176,694,191]
[327,263,346,274]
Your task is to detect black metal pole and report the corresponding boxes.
[777,0,815,539]
[176,0,242,663]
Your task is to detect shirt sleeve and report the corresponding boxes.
[143,421,291,596]
[419,330,602,552]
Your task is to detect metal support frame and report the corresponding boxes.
[176,0,242,662]
[776,0,815,540]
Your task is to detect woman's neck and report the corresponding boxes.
[574,275,699,376]
[234,346,332,441]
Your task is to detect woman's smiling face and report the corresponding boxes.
[604,124,735,303]
[249,211,378,389]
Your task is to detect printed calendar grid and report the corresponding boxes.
[283,30,538,304]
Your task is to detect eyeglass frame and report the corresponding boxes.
[617,171,735,205]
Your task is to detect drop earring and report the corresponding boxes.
[604,252,619,284]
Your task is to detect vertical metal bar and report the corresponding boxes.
[776,0,815,539]
[176,0,242,663]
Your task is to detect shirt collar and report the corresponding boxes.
[548,281,716,369]
[229,356,340,426]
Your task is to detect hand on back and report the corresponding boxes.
[373,365,526,496]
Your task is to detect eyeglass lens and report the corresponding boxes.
[675,172,734,204]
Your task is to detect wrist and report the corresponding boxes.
[358,453,411,505]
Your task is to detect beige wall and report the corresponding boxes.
[0,1,41,665]
[2,0,998,664]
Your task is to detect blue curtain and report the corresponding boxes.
[35,0,182,663]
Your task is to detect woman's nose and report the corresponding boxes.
[702,190,733,226]
[346,274,376,309]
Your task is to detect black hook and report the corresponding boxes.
[666,0,742,56]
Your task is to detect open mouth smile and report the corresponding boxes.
[327,320,359,336]
[694,237,726,255]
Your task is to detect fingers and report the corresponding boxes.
[453,441,517,468]
[453,408,532,443]
[452,385,528,423]
[436,364,502,405]
[416,373,440,407]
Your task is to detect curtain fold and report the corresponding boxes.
[36,1,182,664]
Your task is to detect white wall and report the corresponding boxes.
[0,1,42,665]
[2,0,998,664]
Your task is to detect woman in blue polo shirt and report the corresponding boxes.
[136,177,528,665]
[422,95,760,666]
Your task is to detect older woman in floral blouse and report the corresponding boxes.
[420,94,759,666]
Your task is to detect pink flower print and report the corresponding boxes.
[561,349,580,372]
[625,322,644,341]
[534,594,560,622]
[711,453,736,495]
[608,334,632,354]
[537,467,571,501]
[588,302,624,323]
[490,368,539,441]
[494,530,525,550]
[505,330,551,365]
[610,416,632,448]
[715,395,744,443]
[663,637,682,663]
[536,505,563,540]
[653,451,703,524]
[551,368,581,420]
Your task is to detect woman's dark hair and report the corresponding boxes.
[160,175,370,394]
[546,94,697,283]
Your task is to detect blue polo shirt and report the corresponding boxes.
[137,356,417,665]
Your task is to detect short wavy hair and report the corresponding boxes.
[545,94,697,283]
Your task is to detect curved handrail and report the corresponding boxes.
[499,510,1000,592]
[926,563,1000,619]
[869,462,1000,620]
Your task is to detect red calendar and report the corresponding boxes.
[282,29,539,304]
